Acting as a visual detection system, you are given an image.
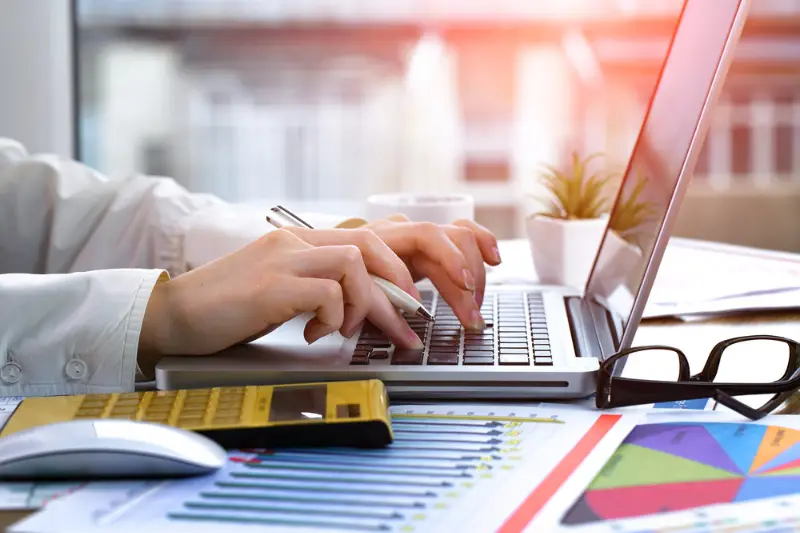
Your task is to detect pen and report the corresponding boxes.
[265,205,434,322]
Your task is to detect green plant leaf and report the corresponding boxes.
[534,151,614,220]
[608,171,658,242]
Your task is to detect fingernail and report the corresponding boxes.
[492,246,502,264]
[463,269,476,291]
[469,309,486,331]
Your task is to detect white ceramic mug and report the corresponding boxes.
[365,193,475,225]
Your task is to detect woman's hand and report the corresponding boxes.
[138,228,424,373]
[362,216,502,331]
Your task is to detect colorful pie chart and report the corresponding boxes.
[562,422,800,525]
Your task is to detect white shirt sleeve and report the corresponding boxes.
[0,270,165,397]
[0,138,361,396]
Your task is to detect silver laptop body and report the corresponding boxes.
[156,0,750,400]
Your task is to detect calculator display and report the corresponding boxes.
[269,384,327,422]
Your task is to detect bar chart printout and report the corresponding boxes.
[11,404,635,533]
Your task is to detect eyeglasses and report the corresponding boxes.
[596,335,800,420]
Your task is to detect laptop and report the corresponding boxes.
[156,0,751,399]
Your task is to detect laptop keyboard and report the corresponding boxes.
[350,291,553,367]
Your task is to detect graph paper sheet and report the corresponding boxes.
[553,412,800,533]
[9,404,638,533]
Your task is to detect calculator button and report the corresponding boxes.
[212,417,240,426]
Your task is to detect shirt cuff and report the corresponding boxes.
[132,270,170,383]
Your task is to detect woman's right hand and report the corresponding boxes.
[138,229,423,373]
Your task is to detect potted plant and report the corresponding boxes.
[526,152,615,288]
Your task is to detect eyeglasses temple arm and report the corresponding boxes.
[713,390,767,421]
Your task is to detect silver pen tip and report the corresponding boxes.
[415,307,435,322]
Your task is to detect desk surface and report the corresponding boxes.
[5,238,800,530]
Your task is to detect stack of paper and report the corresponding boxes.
[8,405,640,533]
[645,238,800,319]
[487,238,800,320]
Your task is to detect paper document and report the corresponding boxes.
[489,238,800,319]
[645,239,800,318]
[553,412,800,533]
[10,404,639,533]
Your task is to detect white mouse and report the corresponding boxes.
[0,419,227,480]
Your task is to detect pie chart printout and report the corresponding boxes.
[562,422,800,524]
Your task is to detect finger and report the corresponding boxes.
[291,245,374,337]
[386,213,410,223]
[452,219,502,265]
[444,225,486,307]
[375,222,474,292]
[285,227,420,300]
[365,283,423,350]
[411,255,485,332]
[292,245,417,342]
[286,278,345,344]
[238,323,283,345]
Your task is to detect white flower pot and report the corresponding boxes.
[526,215,608,289]
[591,229,644,298]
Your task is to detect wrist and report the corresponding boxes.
[138,278,174,379]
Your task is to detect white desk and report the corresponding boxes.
[492,237,800,382]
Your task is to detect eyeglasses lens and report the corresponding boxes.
[714,338,792,410]
[618,348,682,382]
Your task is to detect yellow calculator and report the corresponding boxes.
[0,379,393,449]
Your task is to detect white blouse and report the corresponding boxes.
[0,138,350,397]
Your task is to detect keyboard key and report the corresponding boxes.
[499,347,530,355]
[534,358,553,366]
[351,356,369,365]
[427,352,459,365]
[429,341,460,349]
[463,356,494,365]
[370,350,390,360]
[464,349,494,357]
[535,350,552,357]
[392,349,424,365]
[499,354,529,365]
[464,340,494,348]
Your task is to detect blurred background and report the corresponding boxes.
[73,0,800,249]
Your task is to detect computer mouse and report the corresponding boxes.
[0,419,227,480]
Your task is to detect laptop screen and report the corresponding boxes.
[584,0,748,349]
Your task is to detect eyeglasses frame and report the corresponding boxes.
[595,334,800,420]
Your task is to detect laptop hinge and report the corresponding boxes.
[564,297,617,362]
